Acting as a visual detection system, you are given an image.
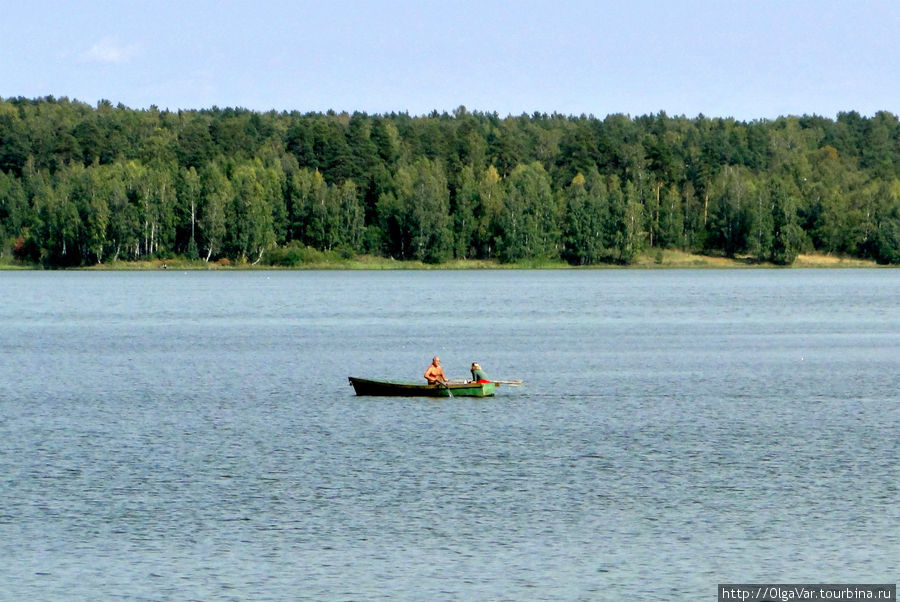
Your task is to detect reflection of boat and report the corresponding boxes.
[348,377,496,397]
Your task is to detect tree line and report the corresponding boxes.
[1,96,899,267]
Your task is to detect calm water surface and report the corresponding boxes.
[0,270,897,600]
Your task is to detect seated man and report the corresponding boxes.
[424,356,448,385]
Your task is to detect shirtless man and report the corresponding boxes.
[424,356,448,385]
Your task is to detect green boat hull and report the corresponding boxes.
[349,377,495,397]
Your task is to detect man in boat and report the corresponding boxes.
[470,362,490,383]
[424,356,448,385]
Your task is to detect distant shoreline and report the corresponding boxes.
[0,251,884,271]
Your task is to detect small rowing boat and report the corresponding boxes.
[348,377,496,398]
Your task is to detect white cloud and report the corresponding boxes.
[80,37,138,64]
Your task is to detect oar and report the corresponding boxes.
[447,378,524,386]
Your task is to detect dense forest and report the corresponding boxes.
[1,96,900,267]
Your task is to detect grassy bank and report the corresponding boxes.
[629,250,880,269]
[0,250,882,270]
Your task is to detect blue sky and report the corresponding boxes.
[2,0,898,120]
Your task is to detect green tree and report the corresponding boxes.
[130,161,177,257]
[347,113,378,181]
[32,173,80,265]
[76,164,112,263]
[176,114,214,169]
[847,182,880,258]
[616,180,644,264]
[104,162,140,261]
[746,179,774,262]
[0,170,30,247]
[451,165,479,259]
[293,168,330,249]
[312,116,353,183]
[335,179,364,252]
[495,162,559,262]
[705,166,754,257]
[474,165,505,258]
[557,123,599,186]
[393,158,452,263]
[562,171,614,265]
[178,166,202,258]
[229,160,276,263]
[487,120,527,177]
[198,162,230,262]
[656,183,684,249]
[375,190,403,258]
[0,101,29,176]
[871,179,900,264]
[768,178,805,265]
[370,117,401,165]
[453,114,488,175]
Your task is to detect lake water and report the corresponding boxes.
[0,269,897,600]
